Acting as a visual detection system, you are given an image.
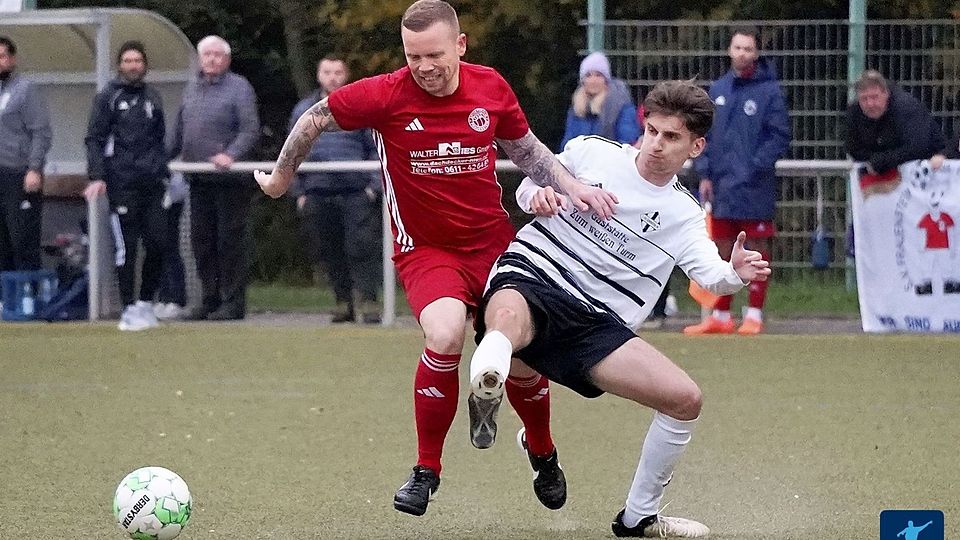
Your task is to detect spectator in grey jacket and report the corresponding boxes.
[0,36,52,272]
[290,57,382,323]
[171,35,259,320]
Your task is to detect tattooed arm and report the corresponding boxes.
[254,97,342,198]
[499,130,619,219]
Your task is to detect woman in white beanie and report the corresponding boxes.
[559,51,641,149]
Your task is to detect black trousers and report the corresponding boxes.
[157,201,186,306]
[650,282,671,318]
[300,190,382,305]
[0,169,43,272]
[188,176,252,314]
[110,188,168,307]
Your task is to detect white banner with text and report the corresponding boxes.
[851,159,960,332]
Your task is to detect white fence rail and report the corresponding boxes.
[84,159,855,323]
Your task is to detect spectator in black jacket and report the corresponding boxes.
[84,41,168,331]
[932,127,960,164]
[845,70,944,175]
[289,56,382,324]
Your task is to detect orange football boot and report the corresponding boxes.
[682,316,735,335]
[737,317,764,335]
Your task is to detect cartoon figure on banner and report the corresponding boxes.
[903,160,960,295]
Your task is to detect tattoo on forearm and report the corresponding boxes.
[276,98,341,177]
[499,132,569,192]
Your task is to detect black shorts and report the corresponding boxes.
[475,272,637,398]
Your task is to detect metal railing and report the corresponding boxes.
[599,19,960,159]
[84,159,854,323]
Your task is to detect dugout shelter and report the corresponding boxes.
[0,9,196,317]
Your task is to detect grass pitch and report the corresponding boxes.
[0,324,957,539]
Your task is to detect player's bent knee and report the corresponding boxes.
[489,306,522,328]
[666,384,702,421]
[423,322,466,354]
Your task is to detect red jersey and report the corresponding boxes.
[918,212,955,249]
[328,62,529,252]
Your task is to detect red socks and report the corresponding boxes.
[747,250,771,309]
[506,373,555,456]
[413,348,460,475]
[413,351,558,472]
[715,248,771,311]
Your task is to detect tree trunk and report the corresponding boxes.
[272,0,314,99]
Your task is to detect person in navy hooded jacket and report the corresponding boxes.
[687,26,791,336]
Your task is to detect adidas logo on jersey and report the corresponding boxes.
[405,118,424,131]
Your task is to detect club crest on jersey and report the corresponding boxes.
[641,211,661,233]
[468,107,490,132]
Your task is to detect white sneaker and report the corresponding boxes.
[135,301,160,328]
[639,317,666,330]
[664,294,679,317]
[647,516,710,537]
[612,508,709,538]
[118,304,151,331]
[153,302,185,320]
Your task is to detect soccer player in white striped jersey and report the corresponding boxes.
[469,80,770,537]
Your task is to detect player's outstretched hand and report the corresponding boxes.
[567,182,618,220]
[731,231,771,282]
[254,169,285,198]
[530,186,569,216]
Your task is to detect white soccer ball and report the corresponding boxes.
[113,466,192,540]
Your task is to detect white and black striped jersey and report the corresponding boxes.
[492,135,746,331]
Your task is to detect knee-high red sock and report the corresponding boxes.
[714,294,733,312]
[414,348,460,475]
[747,249,771,309]
[506,373,554,457]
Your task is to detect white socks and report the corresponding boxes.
[622,412,698,527]
[469,331,514,399]
[714,308,764,322]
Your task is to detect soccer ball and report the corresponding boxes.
[113,466,192,540]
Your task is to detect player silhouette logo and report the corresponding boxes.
[897,520,934,540]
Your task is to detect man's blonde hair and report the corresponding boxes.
[854,69,889,94]
[401,0,460,33]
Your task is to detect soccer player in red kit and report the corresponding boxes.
[255,0,617,517]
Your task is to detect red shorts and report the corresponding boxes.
[394,223,515,320]
[710,218,776,240]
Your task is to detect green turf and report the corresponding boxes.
[248,283,412,315]
[248,276,859,317]
[1,325,957,539]
[669,275,860,317]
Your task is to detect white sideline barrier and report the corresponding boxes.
[83,159,854,323]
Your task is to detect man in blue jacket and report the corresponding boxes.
[687,26,791,336]
[84,41,169,331]
[289,56,382,323]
